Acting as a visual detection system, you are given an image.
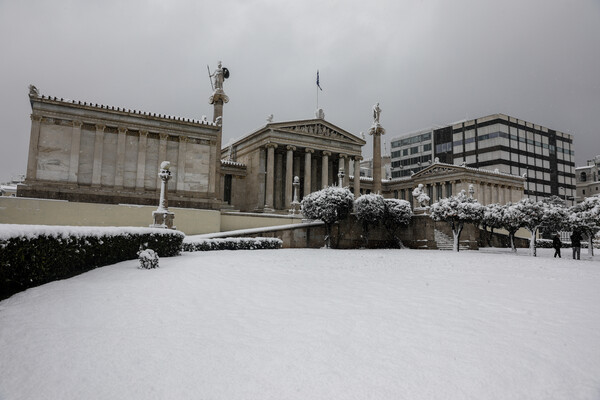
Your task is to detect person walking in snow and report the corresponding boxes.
[552,234,562,258]
[571,230,582,260]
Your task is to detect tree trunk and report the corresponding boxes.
[529,228,537,257]
[588,232,594,256]
[453,224,463,252]
[325,223,331,248]
[362,221,369,248]
[509,231,517,253]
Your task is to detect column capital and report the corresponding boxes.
[265,142,278,149]
[30,114,42,122]
[286,145,296,152]
[322,151,332,157]
[72,120,82,128]
[159,133,169,141]
[139,130,149,137]
[179,135,188,143]
[339,153,349,159]
[95,124,106,131]
[305,148,315,154]
[118,127,127,134]
[353,155,363,162]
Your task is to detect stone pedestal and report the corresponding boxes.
[289,176,301,215]
[150,161,176,229]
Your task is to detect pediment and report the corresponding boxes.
[412,163,463,178]
[269,119,366,146]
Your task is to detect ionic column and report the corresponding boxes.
[492,184,499,204]
[285,145,296,209]
[487,184,493,205]
[354,156,362,198]
[115,127,127,188]
[479,182,486,203]
[339,154,349,187]
[156,133,168,190]
[136,130,148,191]
[441,182,446,199]
[304,148,314,197]
[176,136,187,192]
[499,185,505,204]
[91,124,105,187]
[322,151,331,188]
[68,120,82,184]
[265,143,277,210]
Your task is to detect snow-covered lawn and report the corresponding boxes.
[1,248,599,400]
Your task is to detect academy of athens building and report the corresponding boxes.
[18,84,526,213]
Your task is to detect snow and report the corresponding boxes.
[0,224,184,241]
[1,249,600,399]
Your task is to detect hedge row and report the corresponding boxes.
[0,225,184,299]
[183,237,282,252]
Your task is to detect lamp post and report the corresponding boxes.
[522,172,529,199]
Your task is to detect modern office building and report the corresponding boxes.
[389,114,576,204]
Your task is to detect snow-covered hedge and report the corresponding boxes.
[536,239,599,249]
[0,225,184,298]
[183,237,283,252]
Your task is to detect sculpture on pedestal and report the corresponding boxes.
[208,61,230,105]
[338,168,345,187]
[412,183,430,208]
[150,161,176,229]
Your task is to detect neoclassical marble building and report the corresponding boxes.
[19,82,525,214]
[19,86,224,209]
[221,112,365,212]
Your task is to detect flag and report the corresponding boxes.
[316,70,322,91]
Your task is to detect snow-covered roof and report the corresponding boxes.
[414,161,525,180]
[32,93,217,127]
[220,159,246,168]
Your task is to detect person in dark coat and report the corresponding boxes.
[571,230,582,260]
[552,234,562,258]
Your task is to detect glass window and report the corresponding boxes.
[423,143,432,152]
[410,146,419,154]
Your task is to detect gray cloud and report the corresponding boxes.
[1,0,598,182]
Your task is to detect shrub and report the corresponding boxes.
[301,186,354,248]
[183,237,283,252]
[138,248,159,269]
[0,225,184,299]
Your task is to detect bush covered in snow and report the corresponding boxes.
[183,237,283,252]
[568,195,600,256]
[355,193,385,246]
[382,198,413,247]
[0,225,184,298]
[138,248,159,269]
[301,186,354,248]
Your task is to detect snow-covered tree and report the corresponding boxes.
[354,193,385,246]
[569,195,600,256]
[383,198,413,247]
[301,186,354,248]
[482,203,504,246]
[513,198,546,257]
[539,199,569,237]
[499,202,522,252]
[430,190,484,252]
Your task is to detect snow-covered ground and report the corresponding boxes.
[1,248,599,400]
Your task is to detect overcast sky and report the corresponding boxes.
[1,0,598,183]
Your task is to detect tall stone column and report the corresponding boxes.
[499,185,505,204]
[115,127,127,188]
[91,124,105,187]
[304,148,314,197]
[275,153,283,209]
[25,115,42,181]
[492,184,499,204]
[441,182,446,199]
[68,120,82,184]
[322,151,331,188]
[156,133,168,190]
[176,136,187,192]
[208,61,229,203]
[265,143,277,210]
[136,130,148,191]
[479,182,486,203]
[285,145,296,209]
[368,103,385,194]
[353,156,362,198]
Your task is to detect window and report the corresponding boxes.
[581,172,587,182]
[403,149,408,156]
[423,143,432,152]
[410,146,419,155]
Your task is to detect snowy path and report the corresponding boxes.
[1,249,599,399]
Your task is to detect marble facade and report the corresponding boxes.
[20,90,223,209]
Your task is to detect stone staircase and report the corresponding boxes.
[434,229,469,251]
